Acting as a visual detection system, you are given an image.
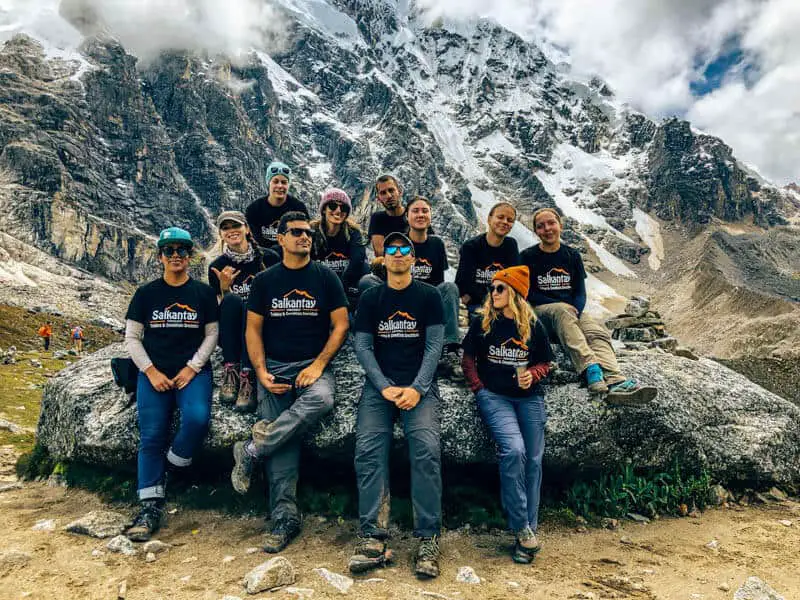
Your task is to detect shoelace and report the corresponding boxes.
[418,537,439,560]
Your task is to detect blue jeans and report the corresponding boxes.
[476,388,546,532]
[136,369,212,500]
[355,381,442,538]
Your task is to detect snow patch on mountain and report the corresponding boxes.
[633,208,664,271]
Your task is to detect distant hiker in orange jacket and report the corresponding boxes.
[38,321,52,351]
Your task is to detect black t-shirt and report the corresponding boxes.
[208,247,281,301]
[368,211,407,238]
[245,195,310,249]
[311,227,367,287]
[125,278,219,378]
[521,244,586,304]
[411,235,448,287]
[455,234,520,305]
[462,315,553,397]
[247,261,348,363]
[355,280,444,386]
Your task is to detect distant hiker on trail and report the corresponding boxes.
[310,188,368,313]
[231,211,349,554]
[367,174,407,256]
[455,201,521,320]
[124,227,219,542]
[404,196,462,372]
[520,207,656,405]
[209,210,280,413]
[38,321,52,351]
[71,325,84,354]
[461,265,552,564]
[245,161,310,250]
[349,232,445,580]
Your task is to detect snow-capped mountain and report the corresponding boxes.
[0,0,797,315]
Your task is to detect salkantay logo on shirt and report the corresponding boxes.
[537,267,571,292]
[412,258,433,281]
[321,251,349,274]
[488,337,529,367]
[271,289,319,317]
[150,302,199,329]
[261,219,280,242]
[231,274,255,299]
[377,310,419,339]
[475,262,506,285]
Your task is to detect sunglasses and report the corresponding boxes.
[325,202,349,213]
[268,165,292,177]
[161,246,190,258]
[220,222,244,230]
[489,284,507,294]
[385,245,413,256]
[282,227,312,238]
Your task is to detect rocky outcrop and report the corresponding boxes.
[36,342,800,486]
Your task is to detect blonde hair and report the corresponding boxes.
[479,284,535,342]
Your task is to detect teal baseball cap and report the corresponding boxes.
[157,227,194,248]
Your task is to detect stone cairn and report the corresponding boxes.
[606,296,697,359]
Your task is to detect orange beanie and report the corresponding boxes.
[493,265,530,299]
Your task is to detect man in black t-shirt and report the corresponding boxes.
[367,174,407,255]
[231,211,349,553]
[245,161,310,249]
[350,232,445,579]
[455,201,521,318]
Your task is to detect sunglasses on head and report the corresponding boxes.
[282,227,312,238]
[161,246,190,258]
[325,202,349,213]
[268,165,292,177]
[385,245,413,256]
[489,284,507,294]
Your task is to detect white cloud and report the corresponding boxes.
[417,0,799,184]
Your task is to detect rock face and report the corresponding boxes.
[36,342,800,486]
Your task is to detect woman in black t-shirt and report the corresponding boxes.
[209,211,280,412]
[310,188,368,311]
[461,265,553,565]
[124,227,219,542]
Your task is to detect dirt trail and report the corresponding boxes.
[1,471,798,600]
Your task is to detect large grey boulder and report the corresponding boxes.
[36,342,800,485]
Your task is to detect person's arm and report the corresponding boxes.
[186,322,219,372]
[246,310,271,388]
[527,362,551,382]
[461,353,484,393]
[343,230,368,288]
[371,234,385,256]
[295,306,349,388]
[570,251,588,316]
[455,243,474,302]
[409,324,444,397]
[353,331,394,391]
[125,320,153,373]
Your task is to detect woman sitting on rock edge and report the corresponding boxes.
[124,227,219,542]
[461,265,553,564]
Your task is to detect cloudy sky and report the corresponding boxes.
[1,0,797,185]
[418,0,799,185]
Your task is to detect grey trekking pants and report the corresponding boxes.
[252,358,335,524]
[354,381,442,538]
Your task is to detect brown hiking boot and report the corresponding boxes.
[512,525,541,564]
[125,500,164,542]
[414,535,440,579]
[220,363,239,405]
[234,371,256,413]
[349,536,393,574]
[263,520,301,553]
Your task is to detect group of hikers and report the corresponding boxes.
[122,161,657,576]
[37,321,84,353]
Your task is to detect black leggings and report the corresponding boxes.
[219,294,251,370]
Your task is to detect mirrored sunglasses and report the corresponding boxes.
[385,245,413,256]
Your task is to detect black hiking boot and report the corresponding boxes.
[126,499,164,542]
[414,535,440,579]
[231,441,255,495]
[220,363,239,405]
[349,535,393,574]
[512,525,541,564]
[263,520,301,553]
[234,371,256,413]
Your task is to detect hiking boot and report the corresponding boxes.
[414,535,440,579]
[220,363,239,405]
[234,371,256,413]
[606,380,658,406]
[125,499,164,542]
[512,525,541,564]
[263,520,301,553]
[584,363,608,394]
[349,535,393,574]
[231,441,255,495]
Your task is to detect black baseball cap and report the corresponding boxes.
[383,231,415,254]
